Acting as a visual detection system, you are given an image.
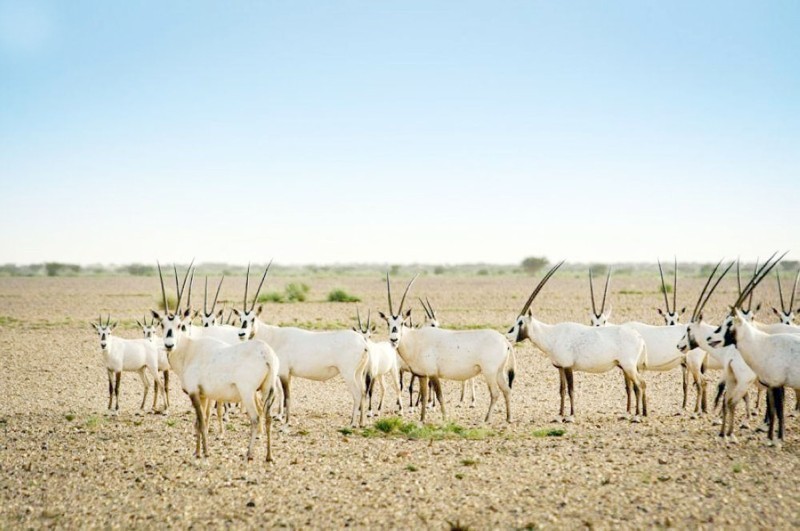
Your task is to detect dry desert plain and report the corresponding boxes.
[1,272,799,529]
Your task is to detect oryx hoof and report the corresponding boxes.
[563,415,575,424]
[712,418,722,426]
[728,434,738,444]
[631,415,642,424]
[755,423,769,433]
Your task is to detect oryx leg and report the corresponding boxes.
[564,368,575,422]
[189,392,208,458]
[107,369,114,411]
[776,386,785,444]
[681,361,688,410]
[377,375,387,414]
[163,371,170,410]
[239,388,260,461]
[114,372,121,411]
[262,387,274,463]
[137,368,150,410]
[496,365,512,423]
[419,376,430,423]
[557,367,566,419]
[280,375,291,424]
[484,376,500,423]
[431,377,446,421]
[390,366,403,413]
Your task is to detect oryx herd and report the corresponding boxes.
[90,253,800,464]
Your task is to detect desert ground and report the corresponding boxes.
[1,272,799,529]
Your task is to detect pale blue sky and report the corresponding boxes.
[1,1,798,265]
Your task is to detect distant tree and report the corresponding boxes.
[589,264,608,276]
[390,264,401,276]
[44,262,81,277]
[521,256,549,275]
[122,263,155,276]
[433,265,446,275]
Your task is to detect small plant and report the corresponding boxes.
[454,473,464,480]
[477,269,489,276]
[532,428,566,437]
[659,283,673,294]
[165,419,177,427]
[374,417,406,433]
[338,427,353,436]
[85,416,103,429]
[65,413,75,422]
[460,458,478,467]
[285,283,310,302]
[258,291,285,303]
[327,289,360,303]
[434,266,447,275]
[406,464,418,472]
[155,295,178,312]
[733,463,743,474]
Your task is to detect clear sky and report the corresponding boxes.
[1,1,798,265]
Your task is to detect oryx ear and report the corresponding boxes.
[378,311,389,323]
[111,321,118,330]
[91,322,99,330]
[656,308,665,316]
[232,308,241,316]
[772,307,780,316]
[371,325,376,333]
[697,312,704,322]
[151,310,161,320]
[216,308,224,318]
[192,310,199,319]
[135,320,142,328]
[526,308,532,317]
[755,302,762,313]
[403,309,412,320]
[183,308,191,318]
[256,305,263,316]
[679,307,686,315]
[352,326,358,332]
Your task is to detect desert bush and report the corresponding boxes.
[521,256,549,275]
[327,289,360,303]
[285,283,310,302]
[258,291,285,303]
[44,262,82,277]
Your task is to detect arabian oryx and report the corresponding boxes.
[379,274,515,424]
[353,308,402,417]
[619,259,707,416]
[136,314,171,410]
[152,263,280,462]
[677,260,757,441]
[235,263,370,427]
[706,252,800,447]
[507,261,647,422]
[92,315,166,414]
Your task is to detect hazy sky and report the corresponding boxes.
[1,1,798,265]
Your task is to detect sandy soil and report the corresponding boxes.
[1,274,798,529]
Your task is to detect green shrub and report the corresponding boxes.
[258,291,285,303]
[285,283,310,302]
[156,295,178,312]
[327,289,360,303]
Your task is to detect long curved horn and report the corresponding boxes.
[736,259,742,296]
[777,269,786,313]
[385,273,394,316]
[157,261,169,314]
[672,257,678,315]
[695,260,735,321]
[791,269,800,311]
[250,259,273,312]
[426,297,437,319]
[419,298,432,319]
[397,273,419,315]
[657,259,670,313]
[186,268,194,310]
[173,259,195,314]
[690,259,723,322]
[519,260,565,316]
[733,252,785,310]
[212,275,224,313]
[589,269,598,317]
[106,313,111,326]
[601,268,611,315]
[243,263,251,310]
[203,276,209,314]
[747,258,759,311]
[367,309,371,330]
[356,306,363,332]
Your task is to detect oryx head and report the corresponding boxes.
[378,273,419,348]
[418,297,440,328]
[235,261,272,340]
[199,275,225,327]
[588,268,611,327]
[136,314,158,340]
[151,260,194,352]
[656,258,685,326]
[772,268,799,325]
[677,259,732,353]
[506,261,564,343]
[92,314,117,350]
[707,252,785,348]
[352,307,376,339]
[736,259,762,322]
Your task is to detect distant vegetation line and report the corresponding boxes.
[1,257,793,278]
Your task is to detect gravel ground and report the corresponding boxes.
[1,274,799,529]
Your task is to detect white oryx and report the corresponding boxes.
[706,252,800,446]
[623,260,712,417]
[380,274,515,424]
[758,268,800,333]
[235,263,370,427]
[135,314,171,410]
[676,260,756,440]
[507,262,647,422]
[179,271,241,345]
[92,315,166,414]
[353,308,402,417]
[153,263,279,462]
